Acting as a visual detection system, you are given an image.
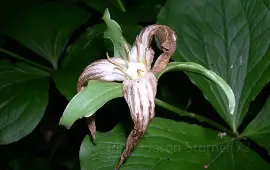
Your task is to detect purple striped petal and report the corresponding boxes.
[77,57,127,91]
[116,72,157,169]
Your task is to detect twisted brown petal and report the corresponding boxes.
[77,57,127,141]
[116,72,157,169]
[131,24,177,73]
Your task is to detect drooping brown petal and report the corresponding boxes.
[76,86,97,141]
[86,116,96,141]
[116,72,157,170]
[130,24,177,73]
[77,57,127,92]
[77,57,127,141]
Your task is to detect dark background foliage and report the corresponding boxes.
[0,0,270,169]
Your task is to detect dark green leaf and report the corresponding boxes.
[1,2,90,68]
[0,60,50,144]
[53,24,106,100]
[59,81,123,129]
[22,157,52,170]
[157,0,270,130]
[243,95,270,151]
[80,118,270,169]
[84,0,165,24]
[0,0,37,18]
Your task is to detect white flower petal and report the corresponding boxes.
[129,38,155,69]
[77,57,127,91]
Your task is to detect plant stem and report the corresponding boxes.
[0,48,52,72]
[155,98,232,135]
[117,0,126,12]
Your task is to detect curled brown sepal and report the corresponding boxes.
[131,24,177,73]
[116,72,157,169]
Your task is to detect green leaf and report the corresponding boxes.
[242,95,270,151]
[22,157,53,170]
[53,24,106,100]
[156,62,235,116]
[79,118,270,170]
[102,9,130,59]
[1,2,90,69]
[157,0,270,130]
[59,81,123,129]
[0,60,50,144]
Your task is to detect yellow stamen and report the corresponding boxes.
[113,67,131,79]
[137,69,145,76]
[144,48,148,66]
[122,39,131,60]
[106,52,127,69]
[136,37,142,63]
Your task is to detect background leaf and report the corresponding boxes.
[157,0,270,130]
[79,118,270,170]
[84,0,165,24]
[1,1,90,68]
[53,24,106,100]
[59,81,123,129]
[243,95,270,151]
[0,60,50,144]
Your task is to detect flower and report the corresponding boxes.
[77,24,177,169]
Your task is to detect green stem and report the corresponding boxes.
[117,0,126,12]
[0,48,52,72]
[155,98,233,136]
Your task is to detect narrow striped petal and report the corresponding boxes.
[116,72,157,169]
[77,57,127,91]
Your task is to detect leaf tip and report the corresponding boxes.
[102,8,110,20]
[59,118,72,130]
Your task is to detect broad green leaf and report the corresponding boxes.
[242,95,270,151]
[1,2,90,69]
[0,60,50,144]
[157,0,270,130]
[22,158,52,170]
[53,24,106,100]
[156,62,235,116]
[102,9,130,59]
[59,81,123,129]
[79,118,270,170]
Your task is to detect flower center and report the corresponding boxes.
[126,62,147,79]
